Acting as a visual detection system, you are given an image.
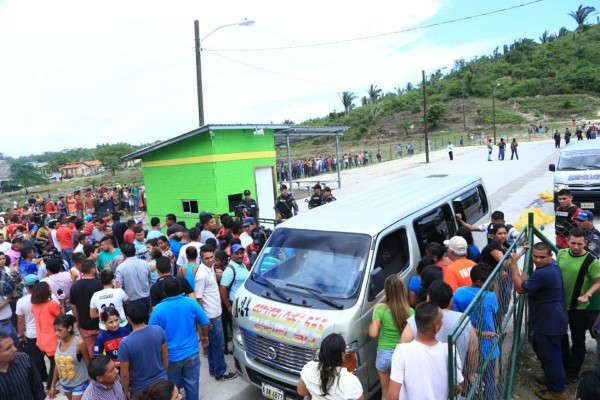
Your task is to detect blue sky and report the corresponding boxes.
[0,0,590,157]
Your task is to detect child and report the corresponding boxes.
[407,255,436,308]
[178,245,198,291]
[93,307,130,367]
[18,246,40,279]
[48,315,91,400]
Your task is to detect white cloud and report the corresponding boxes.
[0,0,502,156]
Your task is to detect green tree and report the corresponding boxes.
[367,84,382,103]
[427,103,447,127]
[339,91,356,115]
[569,5,596,30]
[9,163,47,193]
[97,143,134,176]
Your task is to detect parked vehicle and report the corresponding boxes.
[232,174,490,399]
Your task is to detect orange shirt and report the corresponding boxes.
[56,225,74,250]
[32,301,60,355]
[443,258,476,293]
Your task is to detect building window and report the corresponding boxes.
[228,193,243,213]
[182,200,199,214]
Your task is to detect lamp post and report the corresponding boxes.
[492,83,500,143]
[195,19,255,127]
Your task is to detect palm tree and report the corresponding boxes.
[558,27,571,37]
[338,91,356,115]
[568,5,596,30]
[361,96,368,106]
[539,30,551,43]
[367,84,382,103]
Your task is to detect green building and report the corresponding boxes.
[122,124,346,227]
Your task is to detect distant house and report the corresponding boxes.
[59,160,103,176]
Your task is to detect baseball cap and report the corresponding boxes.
[444,236,468,253]
[575,210,594,221]
[244,189,251,196]
[279,184,287,190]
[231,244,245,253]
[24,274,39,286]
[313,183,322,190]
[84,214,93,221]
[242,217,256,227]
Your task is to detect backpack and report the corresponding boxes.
[225,263,237,293]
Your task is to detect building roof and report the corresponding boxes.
[59,160,102,171]
[122,124,348,161]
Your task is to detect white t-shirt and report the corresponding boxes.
[0,242,11,253]
[194,263,222,319]
[89,287,129,330]
[15,294,59,338]
[176,242,203,267]
[300,361,363,400]
[390,341,463,400]
[240,232,252,249]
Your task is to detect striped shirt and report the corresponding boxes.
[82,377,127,400]
[0,353,45,400]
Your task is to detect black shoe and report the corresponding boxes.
[215,372,238,381]
[224,348,230,355]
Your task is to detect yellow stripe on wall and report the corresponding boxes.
[142,150,276,168]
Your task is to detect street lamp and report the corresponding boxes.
[195,19,255,127]
[492,82,500,143]
[422,67,447,163]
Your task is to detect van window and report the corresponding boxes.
[558,149,600,170]
[413,205,455,256]
[453,185,488,224]
[370,228,409,296]
[251,228,371,301]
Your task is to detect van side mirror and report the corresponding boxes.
[368,267,383,302]
[549,164,555,172]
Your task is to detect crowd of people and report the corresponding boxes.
[1,190,600,400]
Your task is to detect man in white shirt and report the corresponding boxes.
[389,302,464,400]
[0,234,11,254]
[194,245,236,381]
[176,227,203,269]
[239,218,256,249]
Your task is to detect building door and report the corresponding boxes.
[254,166,276,222]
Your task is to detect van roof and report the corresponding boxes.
[560,140,600,152]
[278,174,483,236]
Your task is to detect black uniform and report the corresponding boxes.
[308,193,323,209]
[238,198,259,218]
[274,193,298,219]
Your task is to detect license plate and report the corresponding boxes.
[581,202,594,209]
[262,383,284,400]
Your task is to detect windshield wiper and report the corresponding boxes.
[286,283,344,310]
[252,274,292,302]
[559,167,587,170]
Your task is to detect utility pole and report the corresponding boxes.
[194,20,204,127]
[462,89,466,130]
[422,70,429,163]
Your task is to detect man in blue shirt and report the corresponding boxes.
[510,242,568,400]
[219,244,250,315]
[149,276,209,400]
[453,263,498,400]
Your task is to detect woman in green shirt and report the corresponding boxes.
[368,275,414,400]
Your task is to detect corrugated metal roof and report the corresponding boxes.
[122,124,348,161]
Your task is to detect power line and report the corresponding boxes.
[205,0,544,52]
[204,49,366,93]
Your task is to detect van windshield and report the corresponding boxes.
[251,228,371,299]
[558,149,600,170]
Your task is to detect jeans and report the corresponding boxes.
[207,316,227,378]
[510,149,518,160]
[532,332,565,392]
[562,309,589,375]
[61,248,73,268]
[167,353,200,400]
[24,337,49,381]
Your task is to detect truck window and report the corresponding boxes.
[452,185,488,224]
[413,205,455,256]
[369,228,409,296]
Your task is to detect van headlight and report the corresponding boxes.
[232,320,245,350]
[555,183,569,192]
[343,341,361,373]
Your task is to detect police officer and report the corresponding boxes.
[308,184,324,209]
[237,189,259,218]
[274,184,298,220]
[322,186,337,203]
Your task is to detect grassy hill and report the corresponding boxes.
[293,23,600,154]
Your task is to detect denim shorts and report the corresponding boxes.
[61,380,89,395]
[376,349,394,372]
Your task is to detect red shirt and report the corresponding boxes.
[123,229,135,243]
[56,225,74,250]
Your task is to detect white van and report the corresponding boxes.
[549,140,600,210]
[232,174,490,399]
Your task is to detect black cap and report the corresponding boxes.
[280,184,287,190]
[243,190,251,196]
[313,183,322,190]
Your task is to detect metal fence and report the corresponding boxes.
[447,213,558,399]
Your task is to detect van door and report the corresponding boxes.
[412,204,455,257]
[362,227,411,394]
[452,184,489,249]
